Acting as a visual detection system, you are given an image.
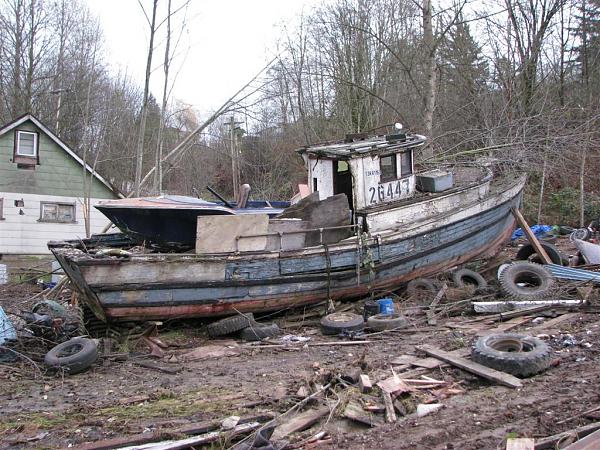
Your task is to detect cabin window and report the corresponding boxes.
[39,202,76,223]
[16,131,38,157]
[400,151,413,177]
[380,154,397,181]
[337,160,349,172]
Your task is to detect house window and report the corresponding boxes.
[39,202,76,223]
[400,150,413,177]
[380,154,397,181]
[16,131,38,157]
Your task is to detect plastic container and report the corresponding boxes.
[377,298,395,315]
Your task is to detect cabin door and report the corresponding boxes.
[333,160,354,211]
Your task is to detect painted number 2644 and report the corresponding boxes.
[369,179,409,204]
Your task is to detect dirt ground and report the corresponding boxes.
[1,238,599,450]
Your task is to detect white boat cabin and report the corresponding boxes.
[297,132,426,223]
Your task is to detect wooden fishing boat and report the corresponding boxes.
[49,132,525,322]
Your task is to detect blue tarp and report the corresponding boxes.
[511,224,553,241]
[0,306,16,345]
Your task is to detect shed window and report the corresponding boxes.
[400,151,413,176]
[40,202,75,223]
[0,198,4,220]
[380,154,397,181]
[16,131,38,157]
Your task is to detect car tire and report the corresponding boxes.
[367,313,409,331]
[44,337,98,374]
[406,278,438,295]
[320,312,364,335]
[240,323,281,341]
[207,313,255,338]
[452,269,487,290]
[515,242,564,266]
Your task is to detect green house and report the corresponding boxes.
[0,113,119,255]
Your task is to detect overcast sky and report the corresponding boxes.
[88,0,319,117]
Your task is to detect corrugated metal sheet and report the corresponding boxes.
[547,264,600,283]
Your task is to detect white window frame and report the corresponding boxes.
[16,130,38,157]
[39,202,76,224]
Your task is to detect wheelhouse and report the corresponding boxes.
[297,132,426,230]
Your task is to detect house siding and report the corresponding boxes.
[0,192,111,254]
[0,120,115,199]
[0,117,119,255]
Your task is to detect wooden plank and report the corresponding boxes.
[416,344,523,388]
[534,422,600,449]
[382,391,397,423]
[410,346,471,369]
[272,406,329,440]
[390,355,420,366]
[476,317,533,336]
[427,283,448,326]
[506,438,534,450]
[562,428,600,450]
[343,400,382,427]
[510,207,552,264]
[532,313,579,331]
[196,214,269,253]
[359,374,373,393]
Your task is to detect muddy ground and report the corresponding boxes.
[1,238,599,450]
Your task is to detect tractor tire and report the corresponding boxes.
[472,333,553,377]
[499,262,555,300]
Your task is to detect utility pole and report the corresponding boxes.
[226,116,243,199]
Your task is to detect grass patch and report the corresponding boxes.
[0,386,235,434]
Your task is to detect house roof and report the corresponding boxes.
[0,113,120,196]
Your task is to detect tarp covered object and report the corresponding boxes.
[0,306,16,344]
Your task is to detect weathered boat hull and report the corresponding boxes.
[50,175,525,322]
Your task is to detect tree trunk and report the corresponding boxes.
[134,0,158,197]
[422,0,436,158]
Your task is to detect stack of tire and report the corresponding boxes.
[207,313,281,342]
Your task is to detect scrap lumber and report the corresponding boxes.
[534,421,600,449]
[343,400,382,427]
[506,438,534,450]
[80,414,274,450]
[377,376,413,395]
[473,300,582,314]
[562,428,600,449]
[416,344,523,389]
[382,391,397,423]
[129,422,261,449]
[359,374,373,393]
[427,283,448,326]
[271,406,330,440]
[510,207,552,264]
[533,313,580,332]
[409,346,472,370]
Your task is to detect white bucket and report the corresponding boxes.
[51,260,64,284]
[0,264,7,285]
